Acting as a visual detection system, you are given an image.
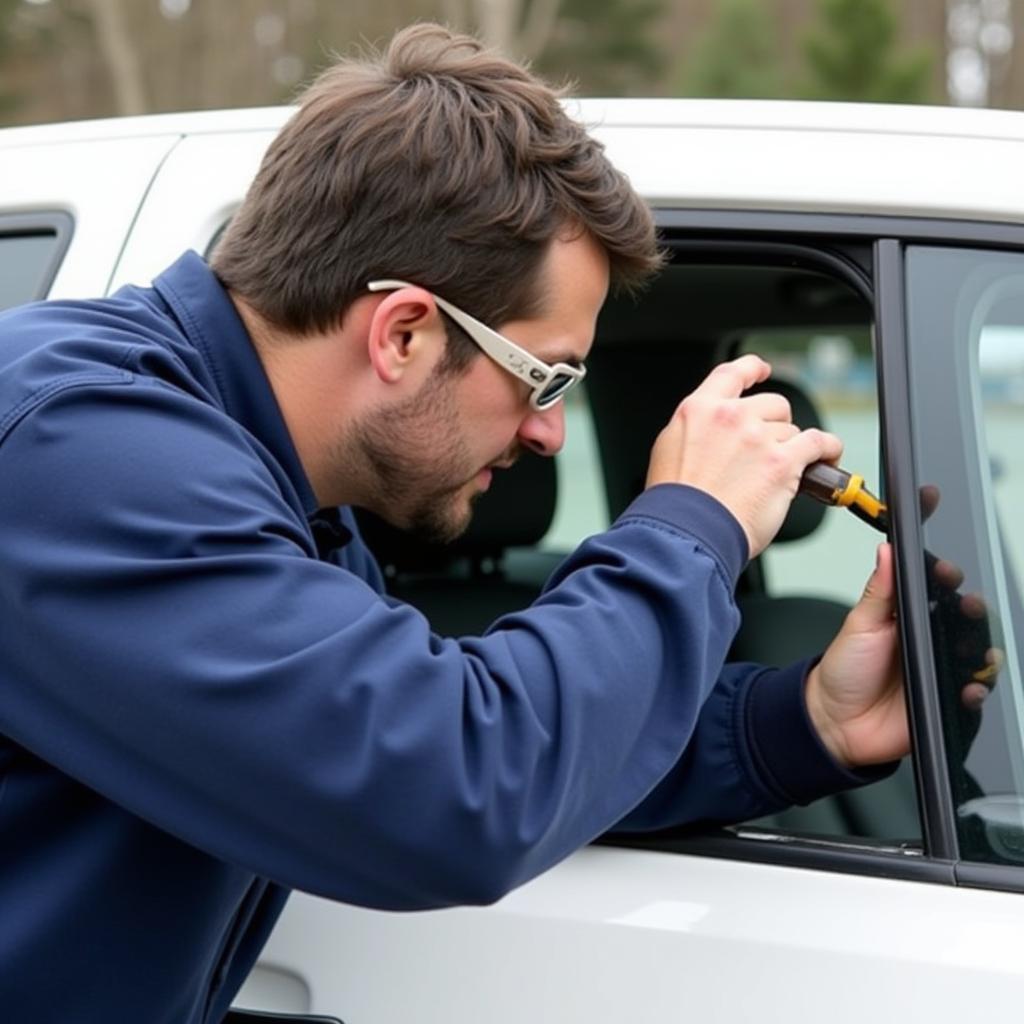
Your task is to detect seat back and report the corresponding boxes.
[730,377,849,663]
[355,453,559,636]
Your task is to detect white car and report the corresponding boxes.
[4,100,1024,1021]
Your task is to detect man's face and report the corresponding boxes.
[348,230,610,542]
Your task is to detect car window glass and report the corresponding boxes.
[541,388,608,551]
[595,253,919,845]
[0,231,63,311]
[740,326,880,608]
[906,246,1024,866]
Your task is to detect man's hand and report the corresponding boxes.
[804,544,906,768]
[805,485,1003,769]
[646,355,843,558]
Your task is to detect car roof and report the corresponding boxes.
[3,99,1023,222]
[5,98,1024,143]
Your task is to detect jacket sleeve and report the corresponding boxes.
[0,378,844,910]
[614,659,899,832]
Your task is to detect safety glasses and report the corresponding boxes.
[368,279,586,410]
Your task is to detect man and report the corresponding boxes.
[0,23,907,1024]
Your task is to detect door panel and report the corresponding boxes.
[251,846,1024,1022]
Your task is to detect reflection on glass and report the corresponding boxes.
[743,325,879,608]
[907,247,1024,865]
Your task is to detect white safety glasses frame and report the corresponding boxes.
[368,279,586,410]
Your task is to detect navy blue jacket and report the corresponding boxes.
[0,253,875,1022]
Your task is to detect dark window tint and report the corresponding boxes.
[906,246,1024,866]
[0,232,62,311]
[592,248,920,846]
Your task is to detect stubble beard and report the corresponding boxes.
[343,371,481,544]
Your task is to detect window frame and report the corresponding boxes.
[0,211,74,306]
[607,209,1024,895]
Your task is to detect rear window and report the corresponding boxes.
[0,214,73,312]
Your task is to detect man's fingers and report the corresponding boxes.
[847,543,896,630]
[961,592,987,620]
[932,558,964,591]
[740,391,793,423]
[767,421,800,443]
[962,682,989,711]
[920,484,941,521]
[783,426,844,470]
[690,355,772,401]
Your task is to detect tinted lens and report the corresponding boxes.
[536,372,576,408]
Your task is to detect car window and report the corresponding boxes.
[540,388,609,552]
[0,222,69,312]
[592,247,920,845]
[906,246,1024,866]
[740,326,880,609]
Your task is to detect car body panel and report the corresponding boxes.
[253,846,1024,1020]
[109,131,278,291]
[0,133,181,298]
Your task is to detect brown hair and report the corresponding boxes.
[211,23,661,367]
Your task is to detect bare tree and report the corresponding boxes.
[946,0,1014,106]
[86,0,147,115]
[442,0,468,28]
[519,0,562,56]
[466,0,563,59]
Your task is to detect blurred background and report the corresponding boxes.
[0,0,1021,126]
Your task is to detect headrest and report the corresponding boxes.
[355,452,558,573]
[745,377,827,543]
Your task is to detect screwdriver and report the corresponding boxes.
[799,462,889,533]
[798,463,1000,691]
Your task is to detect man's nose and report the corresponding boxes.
[517,401,566,457]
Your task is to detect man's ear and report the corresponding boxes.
[366,287,442,384]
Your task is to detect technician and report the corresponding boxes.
[1,23,909,1024]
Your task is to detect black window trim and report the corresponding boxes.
[600,829,955,886]
[874,238,960,864]
[621,208,1024,894]
[0,210,75,302]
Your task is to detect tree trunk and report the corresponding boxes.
[519,0,561,59]
[475,0,520,53]
[442,0,468,29]
[86,0,146,115]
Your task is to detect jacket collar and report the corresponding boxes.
[152,250,321,518]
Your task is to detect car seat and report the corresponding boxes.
[354,452,561,637]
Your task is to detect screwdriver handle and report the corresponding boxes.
[799,462,889,532]
[799,462,860,507]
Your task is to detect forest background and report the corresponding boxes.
[0,0,1021,127]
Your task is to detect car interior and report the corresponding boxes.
[355,239,922,851]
